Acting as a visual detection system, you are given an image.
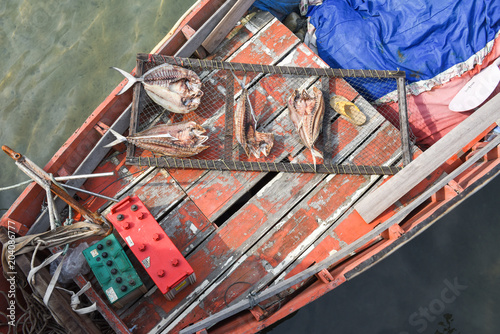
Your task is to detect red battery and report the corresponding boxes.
[107,196,196,300]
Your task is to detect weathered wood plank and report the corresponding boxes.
[206,11,275,62]
[202,0,256,54]
[158,197,216,255]
[355,92,500,223]
[175,0,238,58]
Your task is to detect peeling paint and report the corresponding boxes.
[189,223,198,235]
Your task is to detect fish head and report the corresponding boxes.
[182,96,202,111]
[258,132,274,157]
[248,131,274,158]
[186,78,203,93]
[190,122,207,136]
[300,89,312,101]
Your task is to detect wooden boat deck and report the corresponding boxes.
[70,11,414,333]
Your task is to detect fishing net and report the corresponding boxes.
[126,54,415,175]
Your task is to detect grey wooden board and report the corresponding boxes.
[355,92,500,223]
[100,168,184,219]
[202,0,256,53]
[158,196,217,256]
[175,0,238,58]
[397,76,412,165]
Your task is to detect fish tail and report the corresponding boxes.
[104,128,128,147]
[311,147,323,159]
[311,147,323,172]
[111,67,139,95]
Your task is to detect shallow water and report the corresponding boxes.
[0,0,196,210]
[1,1,499,333]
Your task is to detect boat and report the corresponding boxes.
[1,0,500,333]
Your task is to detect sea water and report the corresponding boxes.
[0,0,196,210]
[1,1,499,333]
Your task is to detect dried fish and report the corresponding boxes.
[112,64,203,113]
[234,89,274,158]
[287,86,325,168]
[105,121,209,158]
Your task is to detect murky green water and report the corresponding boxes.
[1,1,499,333]
[0,0,196,210]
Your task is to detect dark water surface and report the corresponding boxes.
[1,1,499,334]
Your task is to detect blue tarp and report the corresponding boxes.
[253,0,301,20]
[308,0,500,99]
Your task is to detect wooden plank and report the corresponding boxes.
[355,92,500,223]
[176,0,238,58]
[206,11,274,62]
[153,0,228,56]
[397,76,412,165]
[202,0,256,53]
[105,168,187,219]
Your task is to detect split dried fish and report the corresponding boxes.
[287,86,325,168]
[234,86,274,158]
[112,64,203,113]
[105,121,209,158]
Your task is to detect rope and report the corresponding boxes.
[57,282,97,315]
[0,280,67,334]
[0,179,32,191]
[223,281,252,307]
[1,221,107,272]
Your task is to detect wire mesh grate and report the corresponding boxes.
[125,54,414,175]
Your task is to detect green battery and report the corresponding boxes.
[83,233,146,307]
